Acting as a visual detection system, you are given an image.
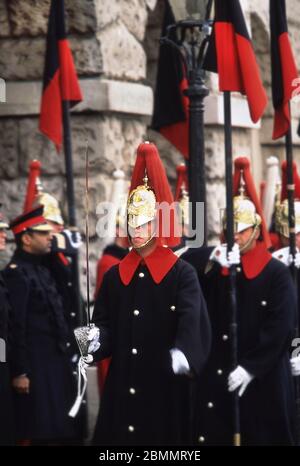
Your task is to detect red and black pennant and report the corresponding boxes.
[39,0,82,151]
[270,0,298,140]
[204,0,267,123]
[152,1,189,159]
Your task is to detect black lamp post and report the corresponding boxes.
[160,2,213,245]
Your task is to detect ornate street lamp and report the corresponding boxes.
[161,0,213,245]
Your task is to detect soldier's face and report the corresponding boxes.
[0,229,7,251]
[129,221,155,248]
[24,231,53,255]
[234,226,259,254]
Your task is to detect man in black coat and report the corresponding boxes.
[91,142,211,446]
[0,210,14,445]
[31,184,83,349]
[271,199,300,378]
[3,206,78,445]
[182,158,297,446]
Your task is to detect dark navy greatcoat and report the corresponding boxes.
[182,242,297,446]
[95,243,129,394]
[92,245,211,446]
[3,249,77,441]
[0,272,14,445]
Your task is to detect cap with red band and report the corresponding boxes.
[10,205,53,235]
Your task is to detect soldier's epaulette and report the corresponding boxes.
[5,262,30,282]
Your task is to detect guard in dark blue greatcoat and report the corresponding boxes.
[0,208,14,445]
[23,160,83,356]
[183,157,296,446]
[91,142,211,446]
[3,206,77,444]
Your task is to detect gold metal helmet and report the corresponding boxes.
[275,199,300,238]
[127,173,156,229]
[35,192,64,225]
[222,175,261,234]
[33,178,64,226]
[232,196,262,233]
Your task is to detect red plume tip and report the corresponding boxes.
[29,160,41,170]
[137,142,156,157]
[176,164,186,174]
[234,157,250,170]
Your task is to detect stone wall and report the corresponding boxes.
[1,0,300,283]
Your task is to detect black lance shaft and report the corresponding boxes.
[186,73,209,245]
[224,91,241,446]
[285,124,300,445]
[62,100,84,326]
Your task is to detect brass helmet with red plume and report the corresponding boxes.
[127,142,180,248]
[24,160,64,225]
[222,157,270,248]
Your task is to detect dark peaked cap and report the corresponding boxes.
[10,205,53,236]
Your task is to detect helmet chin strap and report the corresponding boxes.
[239,225,259,253]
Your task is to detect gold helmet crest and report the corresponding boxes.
[127,175,157,229]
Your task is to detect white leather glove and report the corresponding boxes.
[64,229,83,249]
[87,326,100,354]
[210,243,240,268]
[272,247,293,267]
[290,355,300,376]
[228,244,240,266]
[170,348,190,375]
[82,354,94,367]
[228,365,254,397]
